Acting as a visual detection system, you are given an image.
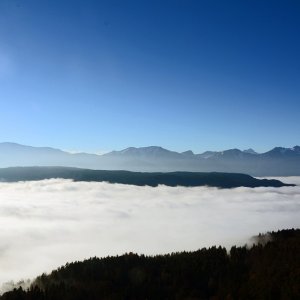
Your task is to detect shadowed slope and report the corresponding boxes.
[0,166,293,188]
[1,229,299,299]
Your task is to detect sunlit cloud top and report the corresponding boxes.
[0,177,299,289]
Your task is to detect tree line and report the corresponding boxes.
[1,229,299,299]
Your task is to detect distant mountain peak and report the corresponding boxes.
[0,142,64,153]
[263,146,300,158]
[119,146,168,154]
[181,150,194,156]
[223,148,241,153]
[220,149,243,156]
[292,145,300,153]
[0,142,21,146]
[273,146,287,152]
[243,148,257,154]
[105,146,182,159]
[197,151,218,159]
[119,147,137,154]
[0,142,30,148]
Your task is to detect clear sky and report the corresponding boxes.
[0,0,299,154]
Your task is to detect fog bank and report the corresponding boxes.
[0,178,299,290]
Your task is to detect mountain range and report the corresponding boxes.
[0,142,300,176]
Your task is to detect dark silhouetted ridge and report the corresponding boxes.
[0,167,293,188]
[1,229,299,300]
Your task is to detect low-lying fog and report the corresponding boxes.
[0,177,299,291]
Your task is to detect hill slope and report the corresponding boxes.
[0,167,293,188]
[1,229,300,299]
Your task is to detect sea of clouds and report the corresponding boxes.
[0,177,300,292]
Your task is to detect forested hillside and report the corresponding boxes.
[1,229,299,300]
[0,167,293,188]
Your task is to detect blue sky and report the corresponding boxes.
[0,0,299,154]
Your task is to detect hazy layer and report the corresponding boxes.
[0,177,299,291]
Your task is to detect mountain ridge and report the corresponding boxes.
[2,142,300,157]
[0,166,293,188]
[0,142,299,176]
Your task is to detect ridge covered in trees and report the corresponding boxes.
[1,229,300,299]
[0,167,293,188]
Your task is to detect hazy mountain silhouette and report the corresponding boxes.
[243,148,257,154]
[0,142,300,176]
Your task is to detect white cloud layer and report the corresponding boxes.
[0,177,299,291]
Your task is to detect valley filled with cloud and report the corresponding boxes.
[0,177,299,290]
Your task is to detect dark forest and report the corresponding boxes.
[1,229,299,300]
